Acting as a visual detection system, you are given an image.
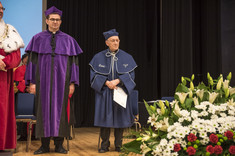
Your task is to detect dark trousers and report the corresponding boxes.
[100,127,124,149]
[41,137,64,149]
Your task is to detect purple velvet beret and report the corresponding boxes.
[103,29,119,40]
[44,6,62,17]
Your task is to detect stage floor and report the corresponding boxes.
[9,127,138,156]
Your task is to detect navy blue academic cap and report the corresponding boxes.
[103,29,119,40]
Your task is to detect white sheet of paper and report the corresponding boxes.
[113,87,127,108]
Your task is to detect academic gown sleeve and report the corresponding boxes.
[2,49,21,69]
[25,52,38,85]
[90,68,107,93]
[119,70,136,95]
[70,56,80,85]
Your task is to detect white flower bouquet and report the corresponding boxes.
[122,73,235,156]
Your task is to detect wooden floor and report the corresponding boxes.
[5,127,138,156]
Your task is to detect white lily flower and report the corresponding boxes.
[142,134,151,141]
[154,121,163,130]
[223,80,229,91]
[156,108,162,115]
[147,114,158,126]
[173,102,181,117]
[216,78,222,90]
[159,117,169,131]
[193,97,199,106]
[229,87,235,96]
[208,92,219,103]
[175,92,188,104]
[196,89,204,100]
[140,143,151,155]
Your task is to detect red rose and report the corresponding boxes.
[206,145,214,154]
[209,134,218,144]
[229,145,235,155]
[186,146,196,155]
[224,131,234,140]
[214,145,223,155]
[187,133,197,142]
[174,144,181,152]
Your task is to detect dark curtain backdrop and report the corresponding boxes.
[47,0,222,127]
[161,0,221,96]
[221,0,235,86]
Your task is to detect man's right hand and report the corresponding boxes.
[0,59,6,70]
[105,79,120,90]
[29,83,36,94]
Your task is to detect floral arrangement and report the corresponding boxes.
[122,73,235,156]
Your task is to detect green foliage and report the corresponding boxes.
[122,140,142,154]
[144,100,154,116]
[175,83,189,93]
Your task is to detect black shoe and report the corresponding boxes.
[31,136,39,141]
[34,146,50,155]
[65,136,72,140]
[55,146,67,154]
[17,136,27,141]
[115,147,121,152]
[98,148,109,153]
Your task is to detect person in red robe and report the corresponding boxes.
[14,54,28,93]
[0,1,24,151]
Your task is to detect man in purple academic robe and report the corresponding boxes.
[25,6,82,154]
[89,29,138,153]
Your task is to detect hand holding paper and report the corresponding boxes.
[113,87,127,108]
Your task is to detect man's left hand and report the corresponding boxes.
[69,83,75,95]
[110,79,120,88]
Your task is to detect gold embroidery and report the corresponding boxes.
[0,24,8,42]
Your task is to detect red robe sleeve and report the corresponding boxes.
[14,65,27,92]
[2,49,21,70]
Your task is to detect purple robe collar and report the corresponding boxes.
[25,30,83,56]
[47,29,61,34]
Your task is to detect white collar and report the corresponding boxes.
[0,20,24,53]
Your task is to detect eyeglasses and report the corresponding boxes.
[108,39,120,43]
[49,18,61,22]
[0,7,5,11]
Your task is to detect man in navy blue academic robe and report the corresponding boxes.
[25,6,82,154]
[89,29,138,153]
